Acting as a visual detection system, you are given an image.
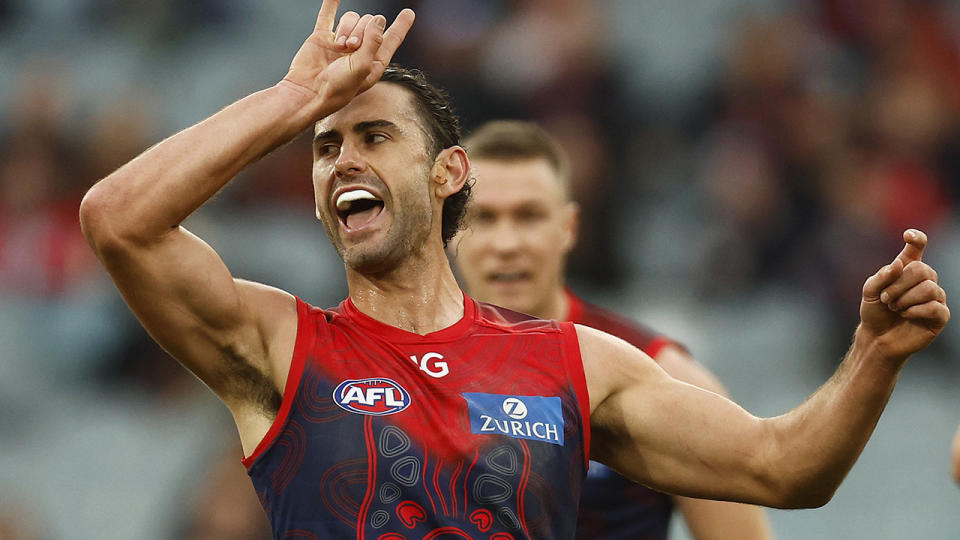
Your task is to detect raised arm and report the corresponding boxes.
[584,229,949,508]
[78,0,414,452]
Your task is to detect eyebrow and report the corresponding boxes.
[314,120,399,144]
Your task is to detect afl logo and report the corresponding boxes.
[333,378,412,416]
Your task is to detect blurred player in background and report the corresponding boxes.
[453,120,774,539]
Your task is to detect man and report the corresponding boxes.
[454,120,773,539]
[79,2,950,538]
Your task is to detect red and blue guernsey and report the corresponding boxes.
[566,290,679,540]
[242,294,591,540]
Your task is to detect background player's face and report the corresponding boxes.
[453,158,577,318]
[312,83,435,273]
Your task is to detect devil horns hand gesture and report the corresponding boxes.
[860,229,950,364]
[282,0,415,119]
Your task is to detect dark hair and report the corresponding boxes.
[380,65,471,247]
[463,120,571,198]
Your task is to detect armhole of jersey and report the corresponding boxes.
[559,321,591,468]
[242,296,312,469]
[645,336,673,360]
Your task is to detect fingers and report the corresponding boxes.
[899,301,950,327]
[895,228,927,266]
[316,0,341,33]
[343,13,373,50]
[334,11,361,47]
[877,259,948,326]
[880,260,939,305]
[375,8,416,65]
[333,8,414,62]
[885,278,946,312]
[355,15,387,59]
[863,259,904,301]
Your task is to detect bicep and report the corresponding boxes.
[580,326,779,505]
[96,226,295,401]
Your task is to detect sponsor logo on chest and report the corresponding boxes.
[462,392,564,446]
[408,352,449,378]
[333,378,411,416]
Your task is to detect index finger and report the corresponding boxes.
[315,0,341,33]
[895,228,927,265]
[375,8,416,65]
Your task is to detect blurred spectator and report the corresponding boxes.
[0,68,97,297]
[177,442,271,540]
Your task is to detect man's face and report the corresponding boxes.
[312,83,435,274]
[452,158,576,317]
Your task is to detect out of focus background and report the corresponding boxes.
[1,0,959,538]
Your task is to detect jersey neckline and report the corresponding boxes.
[342,291,478,343]
[564,287,584,323]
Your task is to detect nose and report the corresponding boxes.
[334,141,366,177]
[490,219,523,255]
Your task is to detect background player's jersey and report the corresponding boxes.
[566,290,679,540]
[243,294,590,539]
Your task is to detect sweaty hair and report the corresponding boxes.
[463,120,571,199]
[380,65,471,247]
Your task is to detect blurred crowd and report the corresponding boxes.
[2,0,960,538]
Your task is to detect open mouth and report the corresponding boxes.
[335,189,385,231]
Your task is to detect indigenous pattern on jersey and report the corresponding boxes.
[566,290,680,540]
[243,294,590,540]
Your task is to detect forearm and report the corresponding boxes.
[81,82,319,244]
[763,328,902,507]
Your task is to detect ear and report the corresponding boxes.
[560,201,580,254]
[431,146,470,199]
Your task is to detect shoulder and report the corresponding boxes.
[574,324,667,414]
[474,300,563,334]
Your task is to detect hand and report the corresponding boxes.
[282,0,415,117]
[859,229,950,362]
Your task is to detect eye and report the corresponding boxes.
[316,142,340,157]
[366,132,388,145]
[469,209,495,226]
[516,207,548,223]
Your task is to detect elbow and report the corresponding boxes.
[79,182,142,255]
[776,482,837,509]
[80,179,164,254]
[79,184,117,249]
[754,469,837,509]
[752,422,839,509]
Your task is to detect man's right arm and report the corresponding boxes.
[78,1,414,451]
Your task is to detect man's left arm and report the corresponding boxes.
[655,346,774,540]
[584,229,949,508]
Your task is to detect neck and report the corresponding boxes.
[345,243,465,335]
[534,285,570,322]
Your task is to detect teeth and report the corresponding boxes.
[336,189,378,211]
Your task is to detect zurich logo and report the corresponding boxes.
[333,378,412,416]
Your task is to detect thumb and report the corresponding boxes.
[895,228,927,266]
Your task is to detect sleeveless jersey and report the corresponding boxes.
[243,294,591,539]
[566,290,678,540]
